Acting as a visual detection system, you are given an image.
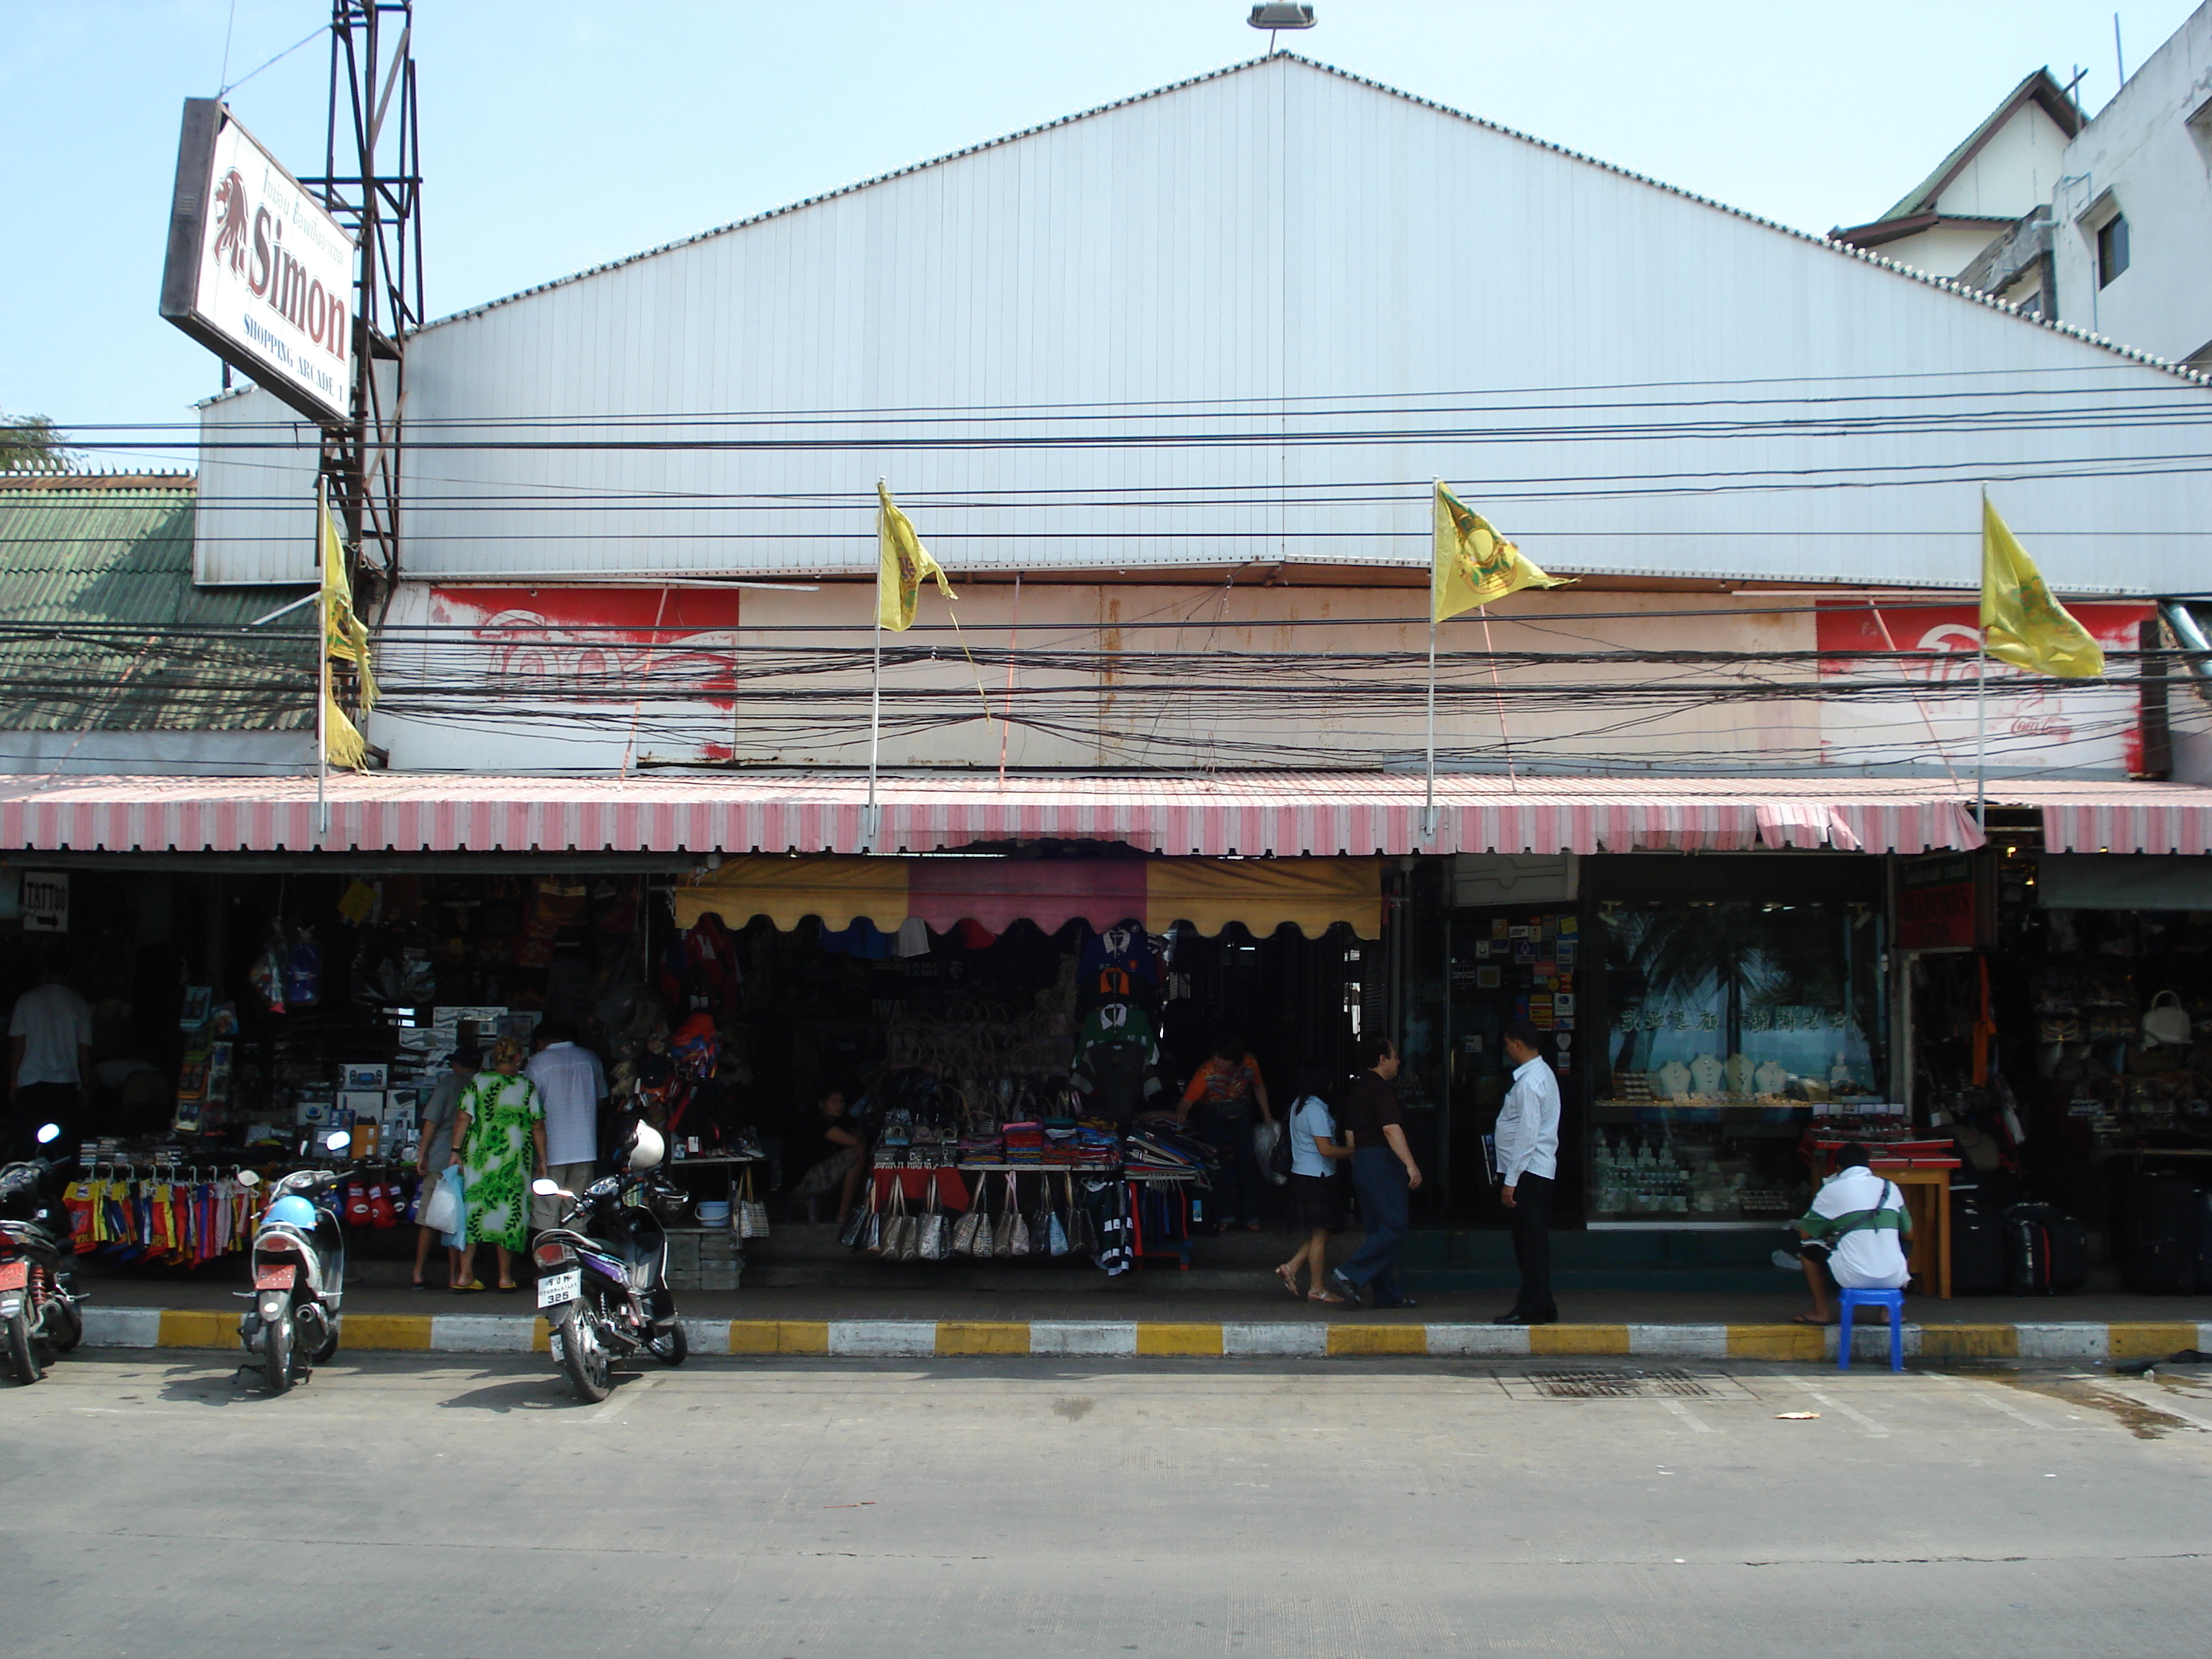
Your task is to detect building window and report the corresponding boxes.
[2097,214,2130,287]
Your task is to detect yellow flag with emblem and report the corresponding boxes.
[1980,493,2103,679]
[1432,482,1569,623]
[318,493,376,769]
[876,480,954,632]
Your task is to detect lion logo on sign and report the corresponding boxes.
[211,168,251,275]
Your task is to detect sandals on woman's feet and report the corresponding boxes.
[1274,1264,1302,1299]
[1308,1288,1346,1303]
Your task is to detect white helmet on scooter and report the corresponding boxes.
[621,1120,666,1173]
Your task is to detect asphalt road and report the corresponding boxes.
[4,1350,2211,1658]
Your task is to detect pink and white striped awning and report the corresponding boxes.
[2007,781,2212,856]
[0,773,2003,858]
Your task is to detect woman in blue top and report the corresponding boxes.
[1274,1065,1355,1301]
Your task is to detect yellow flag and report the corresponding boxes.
[876,480,953,632]
[1980,493,2103,679]
[318,493,376,769]
[1432,482,1569,624]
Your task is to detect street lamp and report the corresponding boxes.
[1249,4,1316,52]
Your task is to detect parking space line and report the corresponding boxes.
[1923,1372,2062,1431]
[1660,1397,1715,1434]
[1780,1376,1889,1437]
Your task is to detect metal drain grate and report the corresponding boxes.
[1496,1367,1758,1401]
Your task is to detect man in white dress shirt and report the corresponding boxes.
[1493,1022,1561,1326]
[525,1020,608,1231]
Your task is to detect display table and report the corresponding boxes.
[660,1152,763,1231]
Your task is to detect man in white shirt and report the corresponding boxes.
[1779,1143,1912,1325]
[1493,1022,1561,1326]
[525,1021,607,1231]
[8,955,93,1160]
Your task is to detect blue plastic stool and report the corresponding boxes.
[1837,1287,1905,1372]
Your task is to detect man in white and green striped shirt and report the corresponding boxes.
[1779,1143,1911,1326]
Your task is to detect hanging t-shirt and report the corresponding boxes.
[1287,1095,1338,1177]
[1079,923,1158,1002]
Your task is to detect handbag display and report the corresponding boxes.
[950,1188,989,1256]
[862,1181,887,1255]
[1046,1176,1073,1257]
[992,1174,1018,1259]
[886,1183,919,1262]
[2143,990,2193,1047]
[737,1169,772,1240]
[837,1190,868,1249]
[917,1182,949,1262]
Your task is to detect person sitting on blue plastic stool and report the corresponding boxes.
[1772,1141,1912,1328]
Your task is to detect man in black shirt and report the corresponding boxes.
[1329,1037,1423,1309]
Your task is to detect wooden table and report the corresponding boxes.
[1802,1151,1954,1300]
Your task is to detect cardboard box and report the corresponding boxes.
[338,1089,387,1124]
[342,1063,389,1091]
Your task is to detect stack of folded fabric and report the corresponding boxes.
[1123,1124,1209,1174]
[956,1134,1003,1166]
[1002,1121,1046,1165]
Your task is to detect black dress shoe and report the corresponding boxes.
[1328,1269,1365,1306]
[1371,1295,1419,1310]
[1493,1310,1537,1325]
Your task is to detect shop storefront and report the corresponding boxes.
[10,769,2207,1299]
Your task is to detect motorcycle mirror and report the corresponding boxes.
[325,1130,352,1151]
[530,1177,561,1196]
[235,1169,261,1188]
[34,1123,61,1146]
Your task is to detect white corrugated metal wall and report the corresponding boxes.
[195,55,2212,589]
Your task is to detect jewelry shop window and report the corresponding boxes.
[1592,897,1887,1224]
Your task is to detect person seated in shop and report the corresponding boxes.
[784,1086,869,1221]
[1776,1142,1912,1326]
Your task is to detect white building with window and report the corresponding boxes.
[2048,1,2212,369]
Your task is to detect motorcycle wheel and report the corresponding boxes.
[261,1313,295,1395]
[647,1320,688,1367]
[4,1311,40,1385]
[556,1306,611,1403]
[311,1317,341,1365]
[47,1295,82,1354]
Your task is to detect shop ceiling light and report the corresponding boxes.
[1249,4,1316,29]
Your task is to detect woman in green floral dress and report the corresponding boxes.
[451,1036,547,1292]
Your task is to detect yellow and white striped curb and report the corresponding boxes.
[73,1308,2212,1362]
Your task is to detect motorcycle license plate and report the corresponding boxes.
[255,1263,296,1292]
[536,1269,580,1308]
[0,1262,26,1292]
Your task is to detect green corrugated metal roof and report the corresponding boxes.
[0,476,316,732]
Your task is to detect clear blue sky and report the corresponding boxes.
[3,0,2197,453]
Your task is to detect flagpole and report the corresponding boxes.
[1974,640,1987,828]
[865,479,885,852]
[1975,485,1988,829]
[1423,608,1439,842]
[315,474,329,840]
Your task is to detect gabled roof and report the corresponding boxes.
[0,477,312,732]
[1833,68,2082,246]
[210,53,2185,385]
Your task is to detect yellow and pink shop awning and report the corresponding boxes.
[670,853,1382,939]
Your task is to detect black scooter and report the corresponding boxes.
[0,1123,85,1385]
[531,1121,687,1402]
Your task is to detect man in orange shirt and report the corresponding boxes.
[1177,1032,1274,1231]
